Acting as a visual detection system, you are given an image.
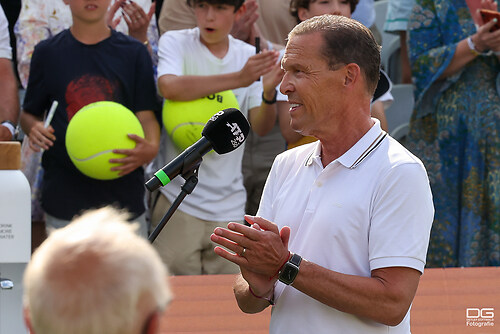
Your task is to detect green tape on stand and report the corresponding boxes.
[154,170,171,186]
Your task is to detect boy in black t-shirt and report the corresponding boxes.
[20,0,160,236]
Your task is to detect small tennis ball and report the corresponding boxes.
[163,90,240,151]
[66,101,144,180]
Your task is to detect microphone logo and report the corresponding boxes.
[227,122,245,148]
[208,110,225,122]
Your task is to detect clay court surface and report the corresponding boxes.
[160,267,500,334]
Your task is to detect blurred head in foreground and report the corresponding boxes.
[23,207,172,334]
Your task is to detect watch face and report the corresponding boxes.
[280,264,298,285]
[282,266,294,281]
[279,254,302,285]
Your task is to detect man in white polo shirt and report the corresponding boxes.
[211,15,434,333]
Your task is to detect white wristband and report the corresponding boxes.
[467,36,492,56]
[1,121,15,138]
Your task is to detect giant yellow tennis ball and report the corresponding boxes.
[66,101,144,180]
[163,90,240,151]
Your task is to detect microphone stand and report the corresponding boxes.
[148,166,199,243]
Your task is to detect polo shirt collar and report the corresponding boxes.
[337,119,386,169]
[305,119,387,169]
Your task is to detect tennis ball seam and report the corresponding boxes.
[170,121,206,134]
[68,149,120,162]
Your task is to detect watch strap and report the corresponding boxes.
[262,90,277,104]
[278,253,302,285]
[289,253,302,267]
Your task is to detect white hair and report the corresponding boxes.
[23,207,172,334]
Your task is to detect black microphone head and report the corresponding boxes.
[202,108,250,154]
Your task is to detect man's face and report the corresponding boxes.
[193,2,240,47]
[64,0,112,24]
[299,0,352,21]
[280,32,346,137]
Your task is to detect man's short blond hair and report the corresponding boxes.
[289,15,381,94]
[23,207,172,334]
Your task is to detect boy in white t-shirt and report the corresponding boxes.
[149,0,283,275]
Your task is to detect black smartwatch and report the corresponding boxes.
[278,253,302,285]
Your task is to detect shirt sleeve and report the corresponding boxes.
[133,44,160,113]
[157,31,184,78]
[408,0,473,117]
[23,42,50,117]
[369,161,434,273]
[384,0,416,33]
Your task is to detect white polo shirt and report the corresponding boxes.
[257,120,434,334]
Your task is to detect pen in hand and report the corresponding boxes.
[41,100,58,152]
[255,37,261,81]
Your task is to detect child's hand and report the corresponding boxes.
[121,0,155,43]
[481,0,497,12]
[110,134,159,176]
[28,121,55,152]
[106,0,154,44]
[230,0,259,42]
[239,50,280,87]
[262,61,284,96]
[106,0,124,28]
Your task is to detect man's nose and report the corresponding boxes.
[280,72,293,95]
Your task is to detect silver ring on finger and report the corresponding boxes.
[240,247,246,257]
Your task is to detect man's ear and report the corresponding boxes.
[23,307,35,334]
[298,8,311,22]
[343,63,361,87]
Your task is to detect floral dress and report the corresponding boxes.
[408,0,500,267]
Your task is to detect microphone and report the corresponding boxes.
[145,108,250,192]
